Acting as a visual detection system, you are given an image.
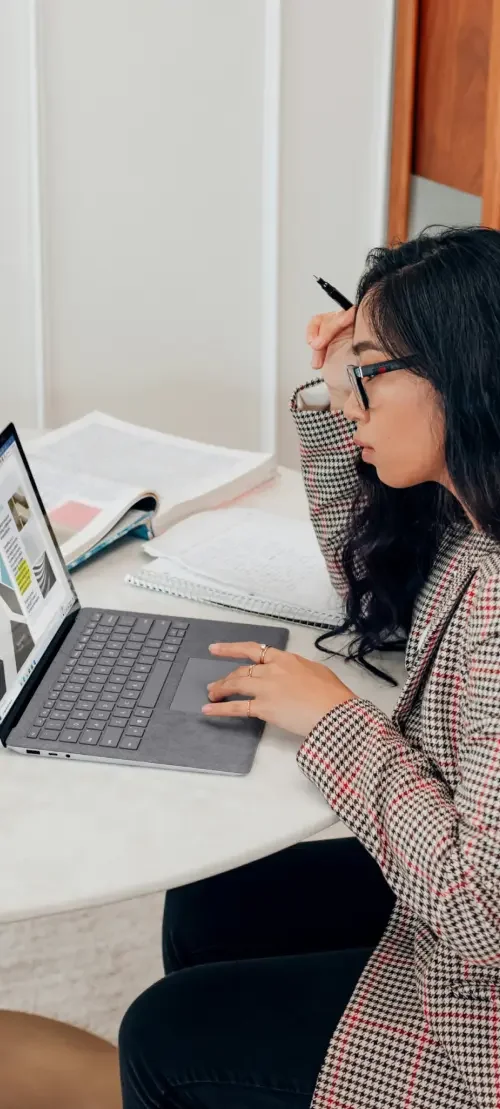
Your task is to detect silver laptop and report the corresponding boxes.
[0,424,288,774]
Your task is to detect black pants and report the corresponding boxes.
[119,838,395,1109]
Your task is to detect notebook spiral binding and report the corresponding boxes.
[125,570,339,631]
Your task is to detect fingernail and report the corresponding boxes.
[202,704,213,713]
[209,643,220,652]
[207,682,214,689]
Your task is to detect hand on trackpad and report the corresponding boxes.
[169,658,247,715]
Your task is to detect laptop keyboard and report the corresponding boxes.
[25,612,190,753]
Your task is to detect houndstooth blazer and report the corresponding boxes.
[291,385,500,1109]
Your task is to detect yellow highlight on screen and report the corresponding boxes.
[15,560,31,595]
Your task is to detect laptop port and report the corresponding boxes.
[26,749,40,755]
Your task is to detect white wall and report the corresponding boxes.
[1,0,397,462]
[278,0,395,466]
[0,0,39,428]
[408,176,481,237]
[39,0,266,449]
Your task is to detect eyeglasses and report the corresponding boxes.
[346,355,416,410]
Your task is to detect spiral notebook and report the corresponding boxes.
[125,507,344,629]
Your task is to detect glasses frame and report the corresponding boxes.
[346,355,416,410]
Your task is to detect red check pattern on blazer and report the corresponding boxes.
[291,386,500,1109]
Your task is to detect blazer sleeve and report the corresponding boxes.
[297,572,500,966]
[290,382,360,596]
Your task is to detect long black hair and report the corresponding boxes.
[319,226,500,682]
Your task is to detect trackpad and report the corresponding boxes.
[170,658,246,714]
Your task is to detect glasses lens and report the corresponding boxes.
[347,367,368,410]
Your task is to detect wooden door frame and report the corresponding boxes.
[387,0,500,240]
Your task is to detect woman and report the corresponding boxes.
[119,226,500,1109]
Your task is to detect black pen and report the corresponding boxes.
[314,275,353,311]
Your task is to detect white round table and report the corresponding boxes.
[0,470,404,922]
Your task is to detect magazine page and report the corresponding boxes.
[27,429,157,565]
[28,412,275,536]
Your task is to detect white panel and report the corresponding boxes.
[408,176,482,238]
[39,0,266,449]
[0,0,38,428]
[278,0,396,467]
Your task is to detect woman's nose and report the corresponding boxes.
[343,389,368,423]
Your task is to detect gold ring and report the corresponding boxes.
[248,664,255,678]
[247,699,252,718]
[259,644,270,665]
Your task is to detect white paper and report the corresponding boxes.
[30,412,272,504]
[144,507,342,622]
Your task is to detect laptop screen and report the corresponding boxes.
[0,431,77,726]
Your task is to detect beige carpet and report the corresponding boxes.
[0,827,349,1042]
[0,891,165,1042]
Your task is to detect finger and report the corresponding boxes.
[207,677,255,702]
[202,698,262,719]
[306,315,322,344]
[209,642,281,664]
[207,663,263,696]
[311,347,326,370]
[310,306,356,350]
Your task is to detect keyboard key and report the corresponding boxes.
[71,675,86,685]
[134,707,153,718]
[66,682,85,693]
[57,695,78,707]
[60,730,79,743]
[139,662,172,708]
[103,649,120,659]
[134,617,153,634]
[82,649,100,659]
[114,664,132,675]
[141,646,159,657]
[113,707,132,718]
[134,664,152,674]
[93,633,110,643]
[39,709,50,719]
[77,701,96,713]
[122,649,140,659]
[118,694,138,706]
[71,709,90,720]
[118,615,135,627]
[125,725,145,738]
[52,681,65,692]
[44,697,58,708]
[109,633,128,644]
[129,633,146,644]
[165,637,181,648]
[79,730,99,745]
[105,683,125,694]
[127,680,145,690]
[99,614,118,627]
[86,682,105,693]
[109,674,126,685]
[66,718,85,730]
[95,664,113,675]
[92,709,111,720]
[40,729,60,742]
[34,716,46,727]
[74,665,92,675]
[78,691,98,702]
[27,727,40,739]
[119,735,142,751]
[87,719,104,730]
[50,710,69,720]
[172,621,189,629]
[110,716,127,729]
[100,691,118,703]
[99,727,123,747]
[130,716,149,729]
[159,652,177,662]
[151,619,171,639]
[45,719,63,731]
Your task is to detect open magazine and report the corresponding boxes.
[26,413,276,571]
